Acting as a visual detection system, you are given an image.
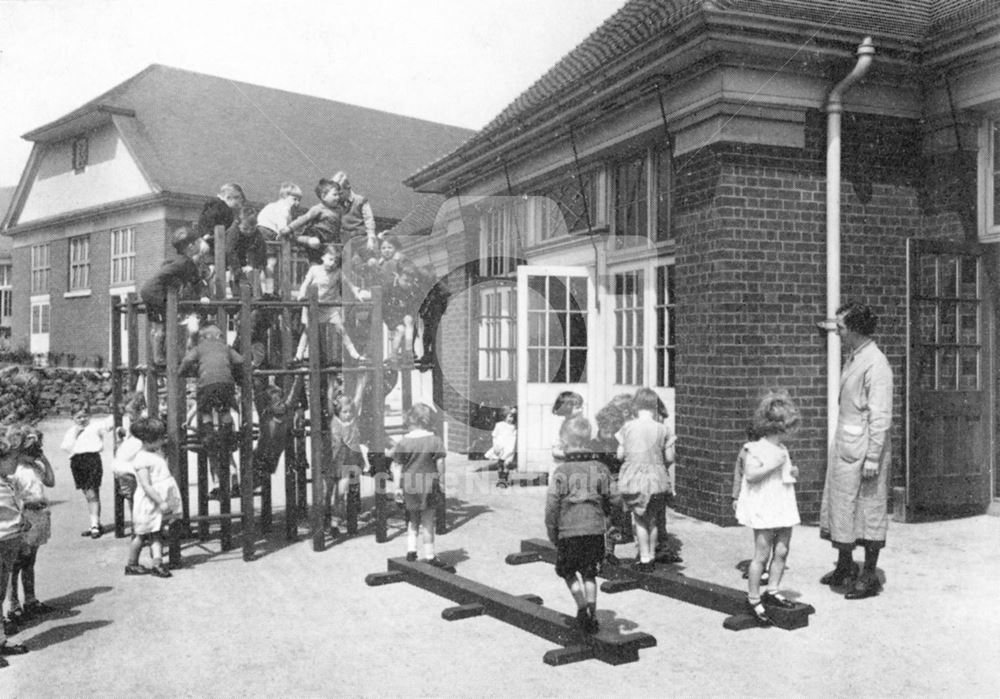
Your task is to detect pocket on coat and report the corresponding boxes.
[836,423,867,464]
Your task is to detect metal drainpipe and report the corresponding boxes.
[823,37,875,446]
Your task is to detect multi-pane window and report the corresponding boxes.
[72,136,89,172]
[526,274,588,383]
[655,264,676,388]
[613,270,644,385]
[30,302,50,334]
[68,235,90,291]
[30,244,50,294]
[110,227,135,285]
[0,265,10,323]
[480,199,525,277]
[477,285,516,381]
[536,170,600,240]
[913,253,980,390]
[612,143,673,246]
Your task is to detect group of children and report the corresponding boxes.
[544,387,803,632]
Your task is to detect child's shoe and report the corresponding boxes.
[23,600,55,617]
[584,608,600,635]
[761,590,796,609]
[124,564,150,576]
[405,551,418,562]
[422,557,449,569]
[150,565,173,578]
[746,597,772,626]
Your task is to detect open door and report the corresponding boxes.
[517,266,595,470]
[907,239,992,517]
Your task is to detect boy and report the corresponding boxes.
[545,415,616,635]
[60,405,114,538]
[256,182,303,295]
[225,204,265,297]
[178,325,244,496]
[198,182,246,251]
[140,226,209,367]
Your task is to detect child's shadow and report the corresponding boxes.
[592,609,640,635]
[11,586,112,633]
[433,547,471,567]
[24,620,113,651]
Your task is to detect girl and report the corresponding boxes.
[7,426,55,623]
[323,396,367,534]
[368,234,406,287]
[734,390,801,625]
[551,391,584,462]
[591,401,631,563]
[382,260,422,365]
[0,424,29,656]
[112,391,146,531]
[125,417,182,578]
[617,388,675,572]
[389,403,447,568]
[60,403,114,538]
[484,405,517,476]
[295,244,368,365]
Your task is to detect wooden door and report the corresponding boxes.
[516,266,595,470]
[908,239,992,516]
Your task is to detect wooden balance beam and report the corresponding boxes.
[365,557,656,665]
[506,539,814,631]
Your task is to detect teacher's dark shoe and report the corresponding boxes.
[844,574,882,600]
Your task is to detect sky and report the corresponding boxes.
[0,0,629,188]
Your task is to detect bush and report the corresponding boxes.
[0,338,32,365]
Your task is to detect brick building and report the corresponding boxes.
[0,64,472,366]
[400,0,1000,524]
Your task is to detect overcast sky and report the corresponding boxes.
[0,0,628,188]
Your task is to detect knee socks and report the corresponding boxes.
[863,543,880,574]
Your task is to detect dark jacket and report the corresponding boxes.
[545,453,616,542]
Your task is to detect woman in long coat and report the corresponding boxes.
[819,301,893,600]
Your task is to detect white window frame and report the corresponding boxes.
[477,283,516,382]
[30,244,50,295]
[479,199,524,277]
[110,227,135,285]
[68,235,90,292]
[30,295,50,358]
[610,141,673,248]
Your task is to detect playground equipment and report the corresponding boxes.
[506,539,815,631]
[109,226,432,561]
[365,556,656,665]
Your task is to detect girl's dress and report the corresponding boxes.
[132,450,183,535]
[484,421,516,465]
[13,461,50,547]
[616,413,672,517]
[390,429,446,513]
[735,439,800,529]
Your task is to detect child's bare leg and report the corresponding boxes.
[149,532,164,567]
[84,488,101,530]
[419,508,436,559]
[150,321,166,365]
[333,320,362,360]
[390,325,404,356]
[15,547,38,604]
[406,514,419,557]
[294,329,309,361]
[748,529,775,599]
[564,573,586,608]
[127,534,145,567]
[633,512,652,563]
[403,316,415,354]
[765,528,792,593]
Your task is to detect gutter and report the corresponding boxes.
[821,37,875,446]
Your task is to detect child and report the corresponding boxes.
[253,377,302,483]
[197,182,246,255]
[322,396,366,534]
[484,406,517,477]
[125,417,182,578]
[295,244,368,368]
[139,226,210,367]
[545,415,616,634]
[256,182,303,294]
[61,403,115,538]
[282,179,344,263]
[551,391,584,461]
[331,171,378,253]
[616,388,675,572]
[734,391,801,625]
[591,402,630,563]
[382,260,422,365]
[112,391,146,534]
[178,324,244,496]
[0,424,30,656]
[6,426,55,624]
[225,204,266,297]
[367,234,406,287]
[389,403,447,567]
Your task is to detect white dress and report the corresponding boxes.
[132,450,182,535]
[735,439,800,529]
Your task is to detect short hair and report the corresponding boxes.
[315,178,340,200]
[499,405,517,423]
[73,402,92,417]
[330,171,350,188]
[279,182,302,198]
[0,423,30,458]
[199,324,224,341]
[595,404,626,435]
[380,234,402,252]
[335,396,356,418]
[406,402,436,430]
[21,425,43,458]
[265,384,283,400]
[609,393,635,420]
[751,390,800,437]
[323,243,342,259]
[238,205,258,223]
[172,226,196,253]
[552,391,583,417]
[130,416,167,443]
[838,301,878,336]
[560,415,593,450]
[219,183,245,199]
[632,387,662,415]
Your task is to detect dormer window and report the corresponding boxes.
[72,136,88,173]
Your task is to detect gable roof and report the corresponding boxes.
[407,0,999,189]
[17,65,474,222]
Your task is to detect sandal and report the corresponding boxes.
[89,526,103,539]
[761,591,795,609]
[746,598,772,626]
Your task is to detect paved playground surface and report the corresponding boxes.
[3,417,999,696]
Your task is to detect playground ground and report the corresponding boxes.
[3,417,999,696]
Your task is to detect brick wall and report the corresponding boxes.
[672,109,969,525]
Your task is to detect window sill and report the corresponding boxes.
[64,289,92,299]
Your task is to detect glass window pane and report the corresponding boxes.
[569,312,587,347]
[549,277,566,311]
[940,302,957,344]
[959,303,979,345]
[550,349,566,383]
[916,303,937,344]
[570,277,587,310]
[528,312,545,346]
[917,255,936,298]
[959,348,979,390]
[959,257,977,299]
[528,276,546,308]
[940,256,958,297]
[569,349,587,383]
[916,346,936,390]
[940,348,957,390]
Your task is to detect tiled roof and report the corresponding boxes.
[384,194,449,237]
[409,0,998,186]
[23,65,474,221]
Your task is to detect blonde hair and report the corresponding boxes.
[279,182,302,198]
[751,390,800,436]
[559,415,593,450]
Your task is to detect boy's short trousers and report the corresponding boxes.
[70,452,104,491]
[555,534,604,579]
[197,382,236,414]
[115,472,138,500]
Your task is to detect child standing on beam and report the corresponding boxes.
[545,415,617,635]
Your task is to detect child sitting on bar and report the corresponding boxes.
[256,182,303,294]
